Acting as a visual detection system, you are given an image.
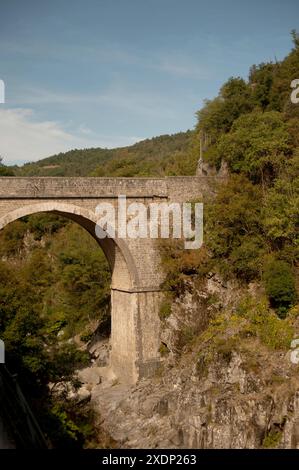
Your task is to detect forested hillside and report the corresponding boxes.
[0,32,298,448]
[13,131,194,177]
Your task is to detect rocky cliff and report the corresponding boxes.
[79,275,299,449]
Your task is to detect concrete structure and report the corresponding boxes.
[0,176,217,383]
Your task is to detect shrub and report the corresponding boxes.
[230,237,265,281]
[236,296,294,350]
[159,301,172,320]
[263,260,297,317]
[262,428,282,448]
[159,238,211,296]
[159,342,170,356]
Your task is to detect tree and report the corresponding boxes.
[263,259,297,318]
[217,111,292,185]
[196,77,253,140]
[249,62,275,110]
[262,154,299,259]
[0,156,14,176]
[205,175,266,281]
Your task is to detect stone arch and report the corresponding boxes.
[0,201,140,290]
[0,201,144,382]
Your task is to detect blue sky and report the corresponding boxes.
[0,0,298,164]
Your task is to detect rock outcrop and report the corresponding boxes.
[75,277,299,449]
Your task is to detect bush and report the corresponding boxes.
[230,237,265,281]
[236,296,294,350]
[159,239,211,296]
[0,165,14,176]
[159,300,172,320]
[262,428,282,448]
[263,260,297,317]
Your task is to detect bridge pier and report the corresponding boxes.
[110,288,162,383]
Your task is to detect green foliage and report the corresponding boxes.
[49,223,111,336]
[262,428,282,448]
[205,175,266,281]
[91,133,196,177]
[0,166,14,176]
[194,31,299,172]
[0,220,28,256]
[262,156,299,259]
[0,216,112,338]
[196,77,253,140]
[0,214,111,447]
[47,401,97,449]
[46,343,89,385]
[159,238,212,295]
[229,238,265,281]
[16,132,194,177]
[249,62,276,110]
[159,343,170,356]
[179,325,197,347]
[236,296,294,350]
[263,260,297,317]
[159,300,172,320]
[0,156,14,175]
[200,296,295,358]
[25,213,69,240]
[51,404,81,443]
[217,111,292,184]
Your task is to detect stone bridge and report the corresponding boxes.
[0,176,216,383]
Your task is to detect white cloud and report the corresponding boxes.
[11,84,177,120]
[0,108,141,165]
